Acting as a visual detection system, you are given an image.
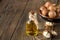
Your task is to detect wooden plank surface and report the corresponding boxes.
[0,0,29,40]
[0,0,15,37]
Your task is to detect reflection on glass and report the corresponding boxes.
[26,20,38,36]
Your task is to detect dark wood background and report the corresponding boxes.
[0,0,60,40]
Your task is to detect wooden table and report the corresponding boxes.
[0,0,60,40]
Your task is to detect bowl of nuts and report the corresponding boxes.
[39,2,60,23]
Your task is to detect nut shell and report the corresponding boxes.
[48,5,56,11]
[41,9,48,16]
[44,2,52,9]
[40,6,46,11]
[57,5,60,13]
[43,30,51,38]
[48,11,57,18]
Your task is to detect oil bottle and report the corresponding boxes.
[26,10,38,36]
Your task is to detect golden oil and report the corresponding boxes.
[26,20,38,36]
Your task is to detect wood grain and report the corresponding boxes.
[0,0,28,40]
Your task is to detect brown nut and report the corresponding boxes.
[48,11,57,18]
[56,5,60,13]
[58,13,60,18]
[40,6,48,16]
[41,9,48,16]
[40,6,46,11]
[48,5,56,11]
[44,1,52,9]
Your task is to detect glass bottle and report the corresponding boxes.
[26,20,38,36]
[26,11,38,36]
